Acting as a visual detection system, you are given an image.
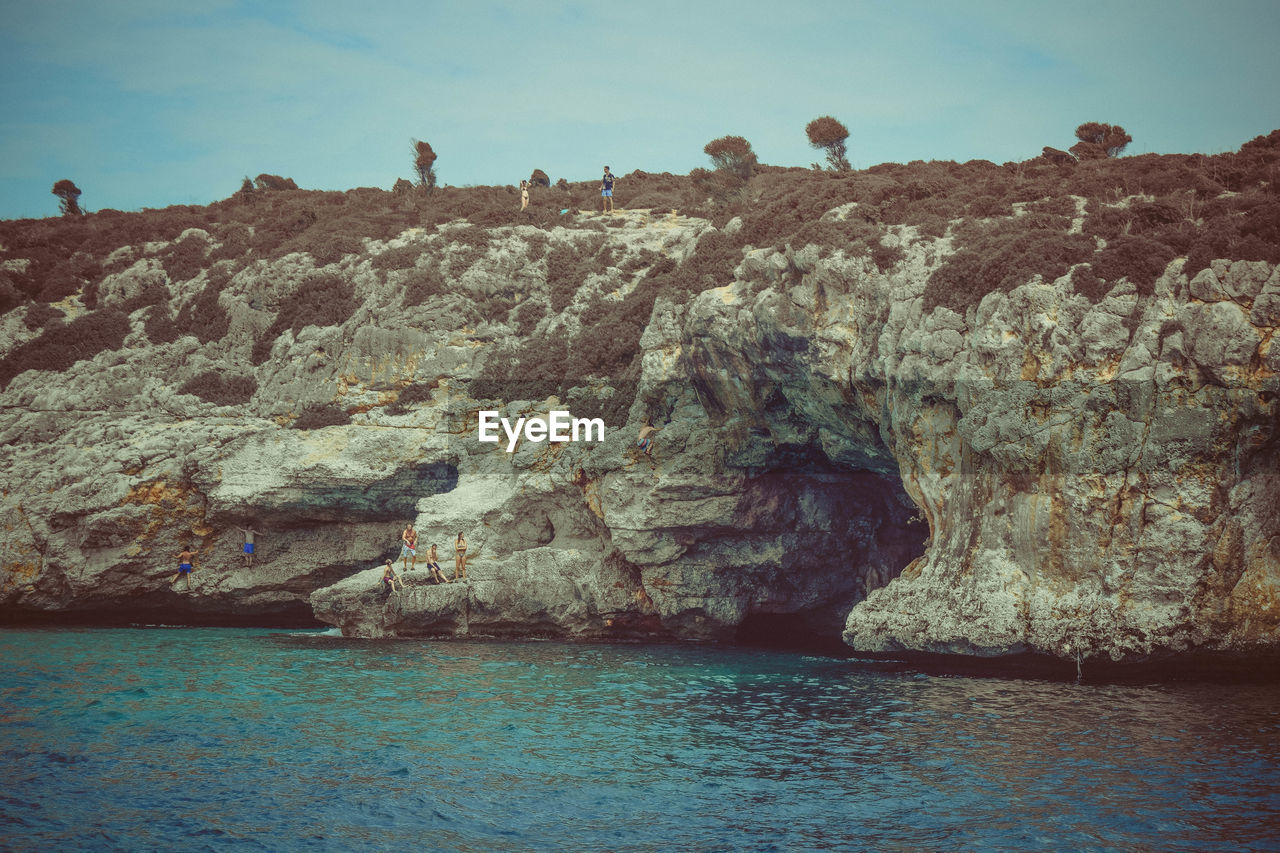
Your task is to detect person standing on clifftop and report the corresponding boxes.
[520,179,530,211]
[601,166,616,214]
[237,526,259,567]
[170,546,197,591]
[401,523,418,572]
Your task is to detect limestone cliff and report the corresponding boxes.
[2,147,1278,671]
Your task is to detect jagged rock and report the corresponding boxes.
[1,204,1276,672]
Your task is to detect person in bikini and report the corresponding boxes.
[520,179,530,211]
[170,546,197,590]
[424,544,449,584]
[400,523,418,572]
[453,532,468,580]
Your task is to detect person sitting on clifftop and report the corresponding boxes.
[424,544,449,584]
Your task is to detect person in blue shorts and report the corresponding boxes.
[237,526,259,567]
[636,419,660,468]
[601,166,616,214]
[170,546,197,590]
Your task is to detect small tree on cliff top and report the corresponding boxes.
[412,139,438,190]
[530,168,550,187]
[703,135,757,181]
[1070,122,1132,160]
[52,179,83,217]
[806,116,851,171]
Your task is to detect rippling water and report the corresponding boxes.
[1,628,1277,851]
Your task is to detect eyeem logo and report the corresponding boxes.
[478,410,606,452]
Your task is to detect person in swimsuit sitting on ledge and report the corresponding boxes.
[171,546,197,591]
[380,559,404,594]
[424,544,449,584]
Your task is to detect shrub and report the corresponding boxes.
[291,403,352,430]
[174,267,232,344]
[413,139,438,190]
[0,308,129,390]
[1070,122,1132,160]
[254,174,298,191]
[0,275,22,315]
[545,244,589,313]
[159,231,210,282]
[924,229,1094,313]
[704,136,757,181]
[177,371,258,405]
[52,179,83,217]
[386,380,439,415]
[23,301,63,330]
[806,116,851,171]
[530,169,550,187]
[1092,236,1177,296]
[403,262,446,307]
[144,305,182,344]
[251,273,357,364]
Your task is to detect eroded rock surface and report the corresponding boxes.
[2,208,1276,669]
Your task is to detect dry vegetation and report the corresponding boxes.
[2,130,1277,410]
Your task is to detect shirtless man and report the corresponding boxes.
[401,523,418,572]
[424,544,449,584]
[170,546,197,590]
[237,526,259,567]
[636,419,660,468]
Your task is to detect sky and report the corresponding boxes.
[1,0,1278,220]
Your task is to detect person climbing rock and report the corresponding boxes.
[170,546,197,591]
[636,419,660,468]
[237,525,259,567]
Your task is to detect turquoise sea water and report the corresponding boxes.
[1,628,1277,852]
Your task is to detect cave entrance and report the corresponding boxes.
[721,447,927,652]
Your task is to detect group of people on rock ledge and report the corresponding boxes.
[381,523,467,593]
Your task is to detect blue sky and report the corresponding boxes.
[1,0,1278,220]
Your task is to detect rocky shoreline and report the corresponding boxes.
[3,190,1277,676]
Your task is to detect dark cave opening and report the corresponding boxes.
[714,446,929,653]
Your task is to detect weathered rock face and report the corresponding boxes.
[2,206,1277,669]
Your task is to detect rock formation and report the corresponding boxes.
[2,162,1277,672]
